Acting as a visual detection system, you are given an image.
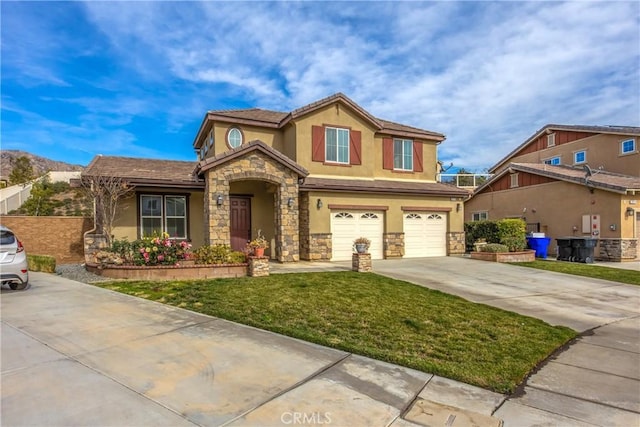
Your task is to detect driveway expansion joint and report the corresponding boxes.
[525,384,640,414]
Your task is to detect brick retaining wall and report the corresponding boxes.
[0,216,93,263]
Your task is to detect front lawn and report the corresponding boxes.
[94,272,576,393]
[516,260,640,285]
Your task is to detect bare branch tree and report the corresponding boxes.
[81,175,134,246]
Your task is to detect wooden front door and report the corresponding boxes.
[230,197,251,252]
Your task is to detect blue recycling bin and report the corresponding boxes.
[527,237,552,259]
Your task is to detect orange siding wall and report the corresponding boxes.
[514,131,597,157]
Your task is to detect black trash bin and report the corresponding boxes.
[571,237,598,263]
[556,237,573,261]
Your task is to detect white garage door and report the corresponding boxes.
[331,211,384,261]
[403,212,447,257]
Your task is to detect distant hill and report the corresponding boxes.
[1,150,84,179]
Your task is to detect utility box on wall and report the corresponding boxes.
[582,214,600,236]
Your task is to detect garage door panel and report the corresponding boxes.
[404,213,446,258]
[331,212,383,261]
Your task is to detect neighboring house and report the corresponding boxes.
[83,93,468,262]
[465,124,640,261]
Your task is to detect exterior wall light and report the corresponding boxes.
[216,194,223,206]
[317,198,323,209]
[626,207,634,217]
[287,197,294,208]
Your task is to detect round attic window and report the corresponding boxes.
[227,127,243,148]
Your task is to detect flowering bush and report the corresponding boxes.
[108,233,192,266]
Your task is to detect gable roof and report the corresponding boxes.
[82,156,203,189]
[196,139,309,177]
[490,124,640,173]
[475,162,640,195]
[193,93,445,148]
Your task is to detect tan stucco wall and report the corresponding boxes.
[496,134,639,176]
[465,181,631,241]
[111,189,205,248]
[306,191,464,234]
[209,122,284,158]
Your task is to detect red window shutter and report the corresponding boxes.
[350,130,362,165]
[383,138,394,170]
[311,125,325,162]
[413,141,423,172]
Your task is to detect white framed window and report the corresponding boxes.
[393,138,413,171]
[227,127,243,148]
[574,150,586,164]
[199,147,205,160]
[621,138,636,154]
[544,156,561,165]
[547,133,556,147]
[472,211,488,221]
[325,127,349,164]
[208,131,214,149]
[510,173,519,188]
[140,194,187,239]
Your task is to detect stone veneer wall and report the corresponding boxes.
[447,232,466,255]
[383,232,404,258]
[352,253,372,272]
[299,192,310,259]
[205,152,300,262]
[598,238,638,262]
[84,233,109,264]
[248,257,269,276]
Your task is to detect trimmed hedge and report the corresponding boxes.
[465,219,527,252]
[27,254,56,273]
[480,243,510,253]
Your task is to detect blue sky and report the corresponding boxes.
[2,1,639,171]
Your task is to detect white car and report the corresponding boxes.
[0,225,29,290]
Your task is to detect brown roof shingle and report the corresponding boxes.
[83,156,203,188]
[301,177,469,197]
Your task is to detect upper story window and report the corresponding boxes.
[199,147,205,160]
[621,138,636,155]
[544,156,561,165]
[394,139,414,171]
[208,131,214,149]
[573,150,586,164]
[325,127,349,164]
[547,133,556,147]
[227,127,243,149]
[140,194,187,239]
[510,173,519,188]
[472,211,488,221]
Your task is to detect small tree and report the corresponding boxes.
[9,156,36,185]
[82,175,134,246]
[20,177,57,216]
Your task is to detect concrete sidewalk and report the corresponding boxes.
[2,272,504,427]
[374,257,640,426]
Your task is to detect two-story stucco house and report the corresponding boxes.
[83,93,469,262]
[465,124,640,261]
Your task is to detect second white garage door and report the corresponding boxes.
[331,211,384,261]
[403,212,447,257]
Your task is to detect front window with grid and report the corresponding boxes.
[472,211,488,221]
[325,127,349,163]
[574,150,586,164]
[394,139,413,170]
[621,139,636,154]
[140,195,187,239]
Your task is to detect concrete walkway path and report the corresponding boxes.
[2,272,503,427]
[373,257,640,426]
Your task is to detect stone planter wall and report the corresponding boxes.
[352,253,372,272]
[470,250,535,263]
[248,256,269,277]
[86,263,248,280]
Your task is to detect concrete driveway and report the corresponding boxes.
[374,257,640,426]
[1,272,504,427]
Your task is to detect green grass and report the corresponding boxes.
[93,272,576,394]
[515,260,640,285]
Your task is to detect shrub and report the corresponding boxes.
[27,254,56,273]
[107,234,192,266]
[194,244,246,265]
[497,219,527,252]
[480,244,509,253]
[465,220,500,252]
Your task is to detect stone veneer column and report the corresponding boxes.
[352,253,372,272]
[248,256,269,277]
[598,238,638,262]
[383,232,404,258]
[447,232,466,255]
[299,192,310,260]
[277,176,300,262]
[206,172,230,246]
